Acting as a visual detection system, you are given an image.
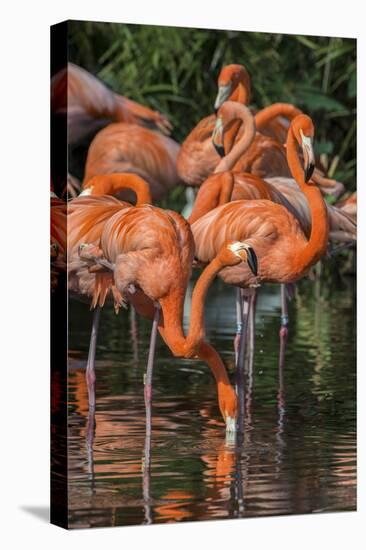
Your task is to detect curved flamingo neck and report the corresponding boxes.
[188,172,234,224]
[159,255,225,357]
[255,103,302,130]
[222,119,243,157]
[130,286,234,423]
[287,130,329,268]
[83,173,152,205]
[214,104,256,173]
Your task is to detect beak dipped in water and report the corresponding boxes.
[300,130,315,182]
[212,117,225,158]
[214,83,232,111]
[225,415,237,432]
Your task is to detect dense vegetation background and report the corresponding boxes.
[69,21,356,199]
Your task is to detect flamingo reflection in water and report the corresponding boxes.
[68,322,290,525]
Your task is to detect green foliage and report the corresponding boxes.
[69,21,356,195]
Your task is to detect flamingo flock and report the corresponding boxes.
[51,62,356,437]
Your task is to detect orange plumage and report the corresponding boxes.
[191,115,329,289]
[177,64,296,186]
[51,62,172,145]
[188,102,354,244]
[190,172,355,244]
[83,122,181,201]
[177,64,343,197]
[69,197,255,426]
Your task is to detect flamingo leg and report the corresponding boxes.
[142,303,160,523]
[278,344,286,417]
[280,284,289,338]
[144,303,160,439]
[236,291,250,428]
[246,328,255,422]
[234,287,244,363]
[86,305,101,410]
[248,290,257,360]
[279,284,290,368]
[279,320,287,372]
[276,346,286,457]
[143,420,153,525]
[86,407,96,491]
[130,306,139,365]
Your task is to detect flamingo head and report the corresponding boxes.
[220,241,258,276]
[218,385,238,432]
[292,115,315,182]
[215,64,251,110]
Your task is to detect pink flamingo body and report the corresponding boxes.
[83,122,181,201]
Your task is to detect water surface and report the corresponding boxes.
[67,274,356,528]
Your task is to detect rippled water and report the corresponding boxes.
[67,272,356,528]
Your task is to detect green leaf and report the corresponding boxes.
[295,35,319,50]
[67,22,356,195]
[295,87,346,112]
[348,71,356,98]
[316,140,334,156]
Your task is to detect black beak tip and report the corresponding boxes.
[304,162,315,183]
[213,143,225,158]
[247,247,258,276]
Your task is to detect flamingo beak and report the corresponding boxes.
[237,246,258,276]
[246,247,258,276]
[301,133,315,182]
[214,83,232,111]
[212,117,225,158]
[225,415,237,432]
[229,242,259,276]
